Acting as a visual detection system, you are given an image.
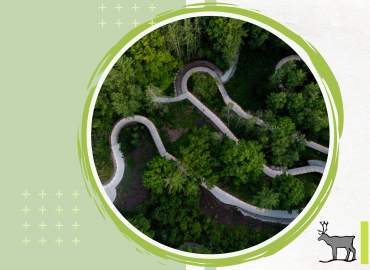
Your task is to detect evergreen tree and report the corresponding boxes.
[252,185,280,210]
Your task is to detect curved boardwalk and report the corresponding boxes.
[105,115,302,222]
[275,55,301,73]
[174,61,329,154]
[103,57,328,223]
[104,115,325,223]
[274,55,328,153]
[308,159,326,167]
[220,55,239,84]
[104,116,175,202]
[175,60,224,96]
[155,91,325,177]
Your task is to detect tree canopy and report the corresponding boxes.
[201,17,248,69]
[220,139,265,186]
[271,173,305,213]
[142,156,179,195]
[191,71,219,99]
[253,185,280,210]
[129,30,182,90]
[259,115,306,167]
[128,213,155,239]
[177,127,266,188]
[267,60,329,136]
[92,17,325,254]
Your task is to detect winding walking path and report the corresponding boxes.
[275,55,301,73]
[102,57,328,224]
[105,115,306,223]
[174,60,328,154]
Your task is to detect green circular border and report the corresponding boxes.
[78,5,343,267]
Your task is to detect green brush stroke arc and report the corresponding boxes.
[79,6,343,267]
[155,10,174,17]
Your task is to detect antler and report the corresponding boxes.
[319,221,328,234]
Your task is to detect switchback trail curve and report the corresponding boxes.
[104,114,325,223]
[173,59,329,154]
[102,58,328,223]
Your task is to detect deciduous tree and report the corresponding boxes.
[271,173,305,213]
[203,17,248,69]
[220,139,265,186]
[142,156,178,195]
[247,24,270,49]
[129,30,182,90]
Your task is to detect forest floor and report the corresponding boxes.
[113,133,156,212]
[161,125,189,143]
[113,121,192,212]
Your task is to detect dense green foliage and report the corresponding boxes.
[176,127,265,188]
[92,17,329,252]
[267,60,329,143]
[220,139,265,186]
[202,17,248,69]
[142,126,265,190]
[128,213,155,239]
[161,18,202,63]
[253,185,280,210]
[130,30,182,89]
[142,157,179,195]
[216,104,306,168]
[178,127,220,187]
[242,172,305,214]
[123,156,276,253]
[271,173,305,213]
[259,115,307,167]
[191,72,219,99]
[247,24,270,50]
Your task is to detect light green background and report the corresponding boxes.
[0,1,187,269]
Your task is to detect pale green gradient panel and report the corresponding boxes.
[79,4,343,268]
[0,0,186,270]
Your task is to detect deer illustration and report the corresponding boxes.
[318,221,356,262]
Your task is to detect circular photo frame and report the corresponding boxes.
[79,4,343,268]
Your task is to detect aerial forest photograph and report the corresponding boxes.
[91,16,330,254]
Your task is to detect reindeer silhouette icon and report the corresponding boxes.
[318,221,356,262]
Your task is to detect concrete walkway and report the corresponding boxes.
[174,60,224,96]
[308,159,326,167]
[104,114,325,223]
[155,92,326,178]
[103,59,328,223]
[220,55,239,83]
[104,115,176,202]
[157,64,328,177]
[174,61,329,154]
[275,55,301,73]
